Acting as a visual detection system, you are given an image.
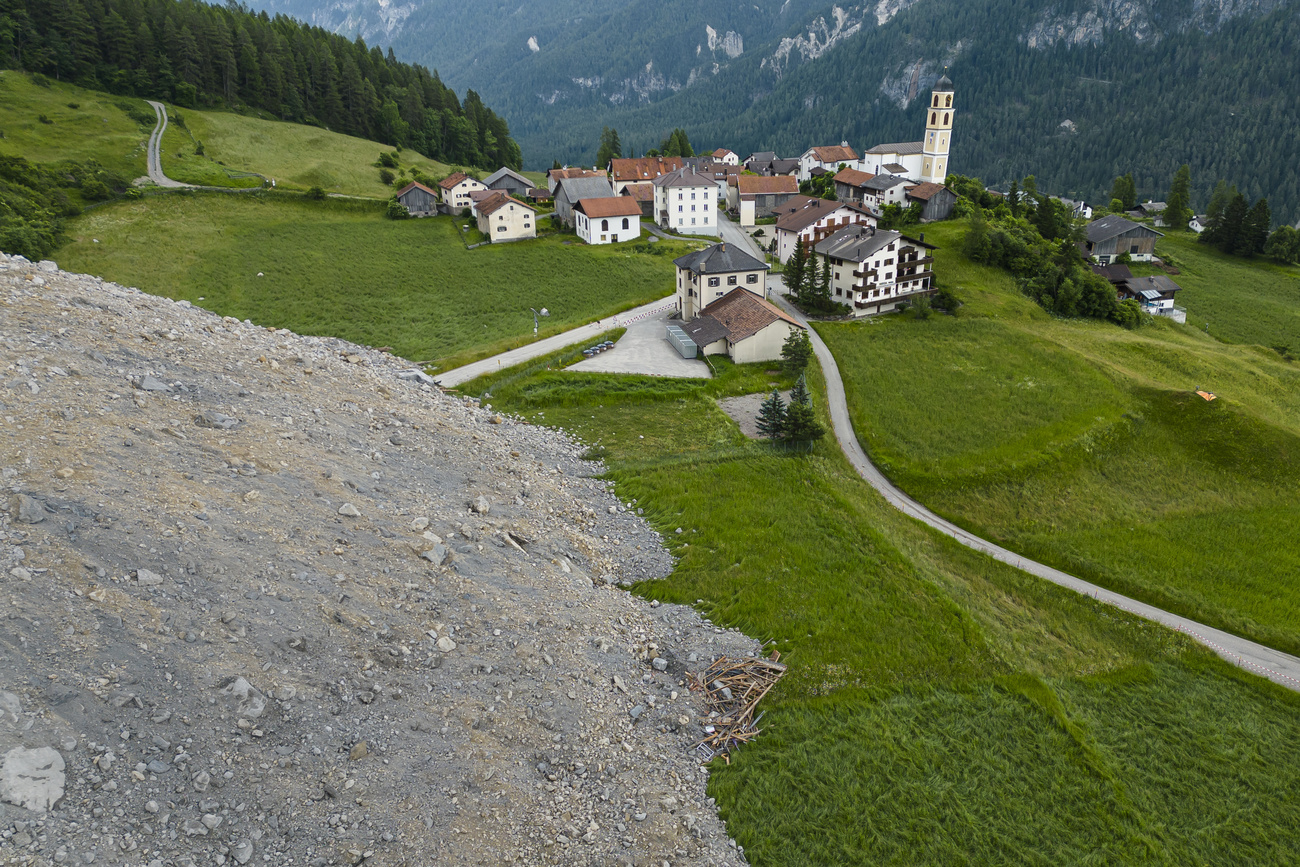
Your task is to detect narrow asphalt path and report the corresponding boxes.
[769,291,1300,691]
[145,101,190,188]
[435,296,678,387]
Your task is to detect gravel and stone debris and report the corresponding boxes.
[0,252,757,866]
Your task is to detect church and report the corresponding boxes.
[857,74,954,185]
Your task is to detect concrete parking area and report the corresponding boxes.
[568,308,711,378]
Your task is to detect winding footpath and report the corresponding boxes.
[145,101,190,188]
[441,217,1300,691]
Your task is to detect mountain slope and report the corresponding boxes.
[249,0,1300,222]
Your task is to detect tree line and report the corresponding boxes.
[0,0,521,169]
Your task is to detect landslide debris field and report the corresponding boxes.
[0,253,757,867]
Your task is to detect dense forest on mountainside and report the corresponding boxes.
[251,0,1300,224]
[0,0,521,169]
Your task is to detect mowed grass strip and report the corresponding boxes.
[820,219,1300,654]
[56,193,677,367]
[470,359,1300,865]
[0,71,148,178]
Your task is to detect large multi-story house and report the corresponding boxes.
[474,192,536,243]
[773,196,875,262]
[813,224,936,316]
[673,242,769,320]
[653,167,719,236]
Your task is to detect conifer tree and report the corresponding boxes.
[789,372,811,408]
[1165,164,1192,230]
[1214,192,1249,254]
[1238,198,1272,256]
[784,238,806,300]
[782,402,825,447]
[781,329,812,373]
[756,391,786,440]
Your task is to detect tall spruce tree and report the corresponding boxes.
[596,127,622,168]
[1165,164,1192,230]
[784,238,807,300]
[1238,198,1272,255]
[789,373,811,408]
[1213,192,1250,254]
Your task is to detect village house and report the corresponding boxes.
[546,167,607,194]
[620,183,655,218]
[609,157,685,193]
[1091,263,1186,322]
[679,288,805,364]
[673,242,770,320]
[1051,196,1093,221]
[814,224,936,316]
[483,167,533,197]
[712,148,740,165]
[797,143,859,182]
[832,168,876,204]
[573,197,642,245]
[553,176,616,226]
[773,195,875,263]
[474,192,536,242]
[1190,214,1209,233]
[904,182,957,221]
[746,154,800,177]
[439,172,487,212]
[859,175,912,212]
[467,189,496,216]
[394,181,439,217]
[1083,215,1163,263]
[728,175,800,226]
[653,166,719,236]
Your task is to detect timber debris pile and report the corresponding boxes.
[691,653,787,759]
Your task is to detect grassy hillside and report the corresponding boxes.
[820,220,1300,655]
[0,72,454,199]
[55,193,681,368]
[155,103,455,198]
[1148,232,1300,352]
[0,71,149,179]
[459,346,1300,865]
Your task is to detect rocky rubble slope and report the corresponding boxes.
[0,253,758,867]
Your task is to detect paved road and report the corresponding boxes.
[145,101,190,188]
[769,290,1300,691]
[435,296,678,387]
[717,211,766,260]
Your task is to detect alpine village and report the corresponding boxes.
[3,0,1300,865]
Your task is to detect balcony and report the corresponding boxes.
[852,268,877,279]
[896,272,931,286]
[899,256,934,267]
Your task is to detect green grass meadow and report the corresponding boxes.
[460,344,1300,865]
[820,220,1300,656]
[0,71,148,178]
[56,193,683,367]
[160,103,453,197]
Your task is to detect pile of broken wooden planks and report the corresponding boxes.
[689,651,787,760]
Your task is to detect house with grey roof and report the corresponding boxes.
[1118,274,1185,322]
[653,167,719,236]
[674,241,769,320]
[860,174,913,211]
[483,167,532,197]
[1083,215,1163,264]
[860,141,925,177]
[814,224,936,317]
[554,176,616,227]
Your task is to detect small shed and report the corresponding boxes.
[395,181,439,217]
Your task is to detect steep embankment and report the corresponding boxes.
[0,253,755,866]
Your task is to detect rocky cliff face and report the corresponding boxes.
[1021,0,1288,47]
[0,253,758,866]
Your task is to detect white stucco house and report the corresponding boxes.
[679,288,806,364]
[814,223,937,317]
[439,172,486,212]
[772,196,875,263]
[797,144,859,182]
[475,192,536,242]
[673,242,770,320]
[653,167,719,236]
[574,197,643,245]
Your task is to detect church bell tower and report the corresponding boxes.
[921,72,954,184]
